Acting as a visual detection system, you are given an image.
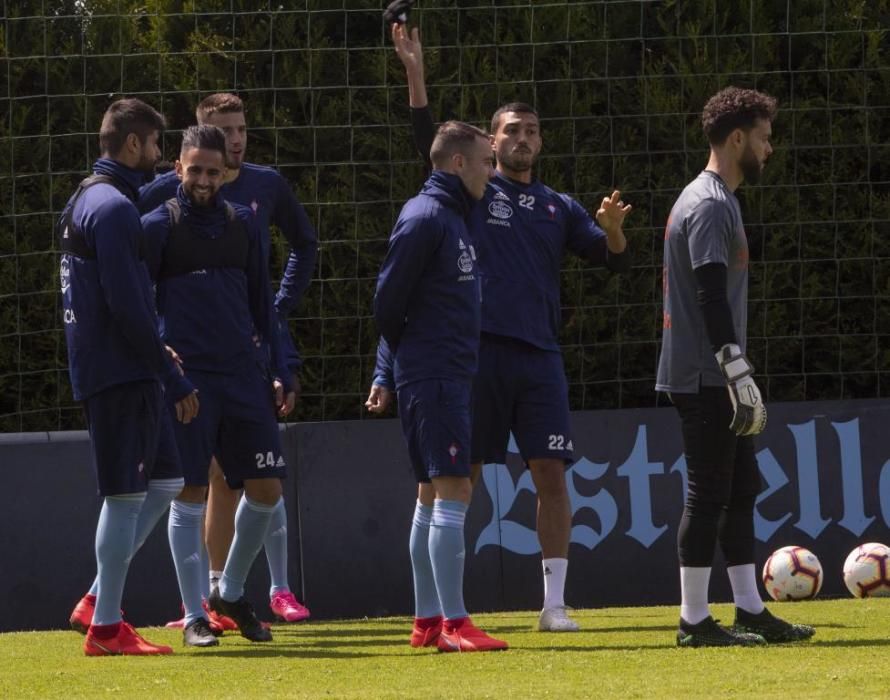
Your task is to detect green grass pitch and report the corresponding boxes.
[2,599,887,699]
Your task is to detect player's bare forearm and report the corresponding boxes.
[391,23,428,108]
[604,227,627,254]
[406,65,428,108]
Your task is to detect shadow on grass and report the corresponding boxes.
[480,625,534,634]
[592,622,855,634]
[808,638,890,648]
[191,647,408,659]
[520,636,890,652]
[582,613,668,620]
[298,638,408,649]
[272,623,691,637]
[271,624,534,642]
[288,618,412,627]
[270,627,405,639]
[142,633,890,659]
[508,643,673,652]
[594,625,679,633]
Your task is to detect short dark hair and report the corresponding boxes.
[429,121,490,168]
[196,93,244,123]
[490,102,538,134]
[702,87,778,146]
[99,98,165,157]
[180,125,227,159]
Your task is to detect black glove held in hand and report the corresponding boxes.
[384,0,415,25]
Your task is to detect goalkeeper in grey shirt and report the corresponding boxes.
[656,86,815,647]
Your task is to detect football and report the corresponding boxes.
[762,545,823,601]
[843,542,890,598]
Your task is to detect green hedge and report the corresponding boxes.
[1,0,889,431]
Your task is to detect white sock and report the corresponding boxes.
[727,563,765,614]
[542,558,568,609]
[679,566,711,625]
[209,570,223,590]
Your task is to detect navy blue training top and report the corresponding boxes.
[140,186,291,391]
[140,164,317,371]
[139,164,317,314]
[474,171,613,351]
[59,158,192,402]
[372,108,631,388]
[410,106,628,352]
[373,170,481,390]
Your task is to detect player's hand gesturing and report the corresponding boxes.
[596,189,632,234]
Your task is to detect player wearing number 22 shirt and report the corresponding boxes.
[374,87,632,632]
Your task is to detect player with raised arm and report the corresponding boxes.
[60,98,199,655]
[139,93,315,625]
[370,21,631,633]
[369,121,507,652]
[656,87,815,646]
[140,125,292,645]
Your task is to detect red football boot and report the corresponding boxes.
[84,622,174,656]
[437,617,508,653]
[70,595,127,635]
[69,594,97,634]
[410,615,443,648]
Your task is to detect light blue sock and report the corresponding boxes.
[93,493,146,626]
[265,497,290,596]
[409,501,441,618]
[219,496,277,602]
[200,542,211,600]
[429,499,469,621]
[168,500,207,625]
[88,478,183,597]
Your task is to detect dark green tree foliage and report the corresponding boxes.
[1,0,889,430]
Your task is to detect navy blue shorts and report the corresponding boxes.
[153,407,183,481]
[471,334,574,465]
[171,364,286,489]
[83,379,181,496]
[397,379,472,484]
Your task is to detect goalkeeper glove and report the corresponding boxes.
[715,343,767,436]
[384,0,415,25]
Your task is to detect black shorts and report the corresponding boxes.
[671,386,762,509]
[397,379,472,484]
[471,334,573,465]
[171,365,286,489]
[83,379,181,496]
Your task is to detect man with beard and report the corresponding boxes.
[140,125,292,645]
[60,98,199,655]
[139,93,315,626]
[656,86,815,646]
[367,24,632,634]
